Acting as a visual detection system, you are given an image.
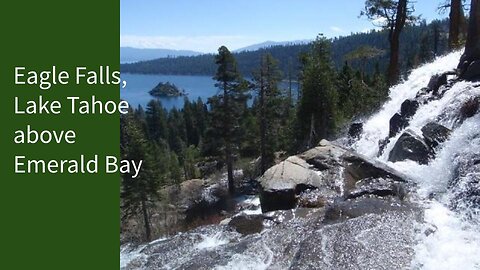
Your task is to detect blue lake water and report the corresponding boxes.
[120,73,298,110]
[120,74,219,110]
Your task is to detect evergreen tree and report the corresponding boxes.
[168,152,183,185]
[295,36,338,151]
[209,46,249,194]
[337,62,356,119]
[418,31,434,64]
[183,145,201,180]
[344,45,384,80]
[145,100,168,142]
[439,0,468,50]
[120,112,161,242]
[362,0,417,85]
[253,53,284,173]
[166,108,186,155]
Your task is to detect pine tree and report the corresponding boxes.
[253,53,283,173]
[361,0,417,85]
[168,152,183,185]
[344,45,384,81]
[183,145,200,180]
[120,112,161,242]
[295,35,338,151]
[209,46,249,194]
[439,0,468,50]
[166,108,186,155]
[239,109,259,158]
[418,31,434,64]
[145,100,168,142]
[337,62,355,119]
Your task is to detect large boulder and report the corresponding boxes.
[389,99,420,138]
[388,130,433,164]
[259,140,409,212]
[389,113,407,137]
[460,97,480,119]
[345,177,406,200]
[421,122,451,148]
[258,153,338,212]
[427,73,448,94]
[228,215,264,235]
[461,60,480,81]
[400,99,419,118]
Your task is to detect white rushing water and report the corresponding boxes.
[353,51,463,157]
[352,51,480,269]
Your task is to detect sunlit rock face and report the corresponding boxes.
[259,139,409,213]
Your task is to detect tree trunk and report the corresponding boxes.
[464,0,480,61]
[387,32,400,85]
[459,0,480,75]
[259,68,267,174]
[387,0,407,85]
[141,198,151,242]
[307,114,317,149]
[226,142,234,195]
[449,0,467,50]
[223,82,235,195]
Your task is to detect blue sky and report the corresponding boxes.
[121,0,446,53]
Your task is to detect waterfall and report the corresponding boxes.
[352,51,480,269]
[353,51,463,158]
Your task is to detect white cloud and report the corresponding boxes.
[120,35,262,53]
[330,26,344,33]
[371,17,388,27]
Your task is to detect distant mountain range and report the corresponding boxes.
[121,40,312,63]
[233,40,312,52]
[120,47,202,63]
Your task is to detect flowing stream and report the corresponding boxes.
[353,50,480,269]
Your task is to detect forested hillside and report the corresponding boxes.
[121,19,449,78]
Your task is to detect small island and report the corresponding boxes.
[149,82,185,98]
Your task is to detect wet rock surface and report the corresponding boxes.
[292,198,421,270]
[388,130,433,164]
[388,99,419,138]
[228,215,264,235]
[400,99,419,119]
[460,96,480,118]
[427,73,448,94]
[421,122,451,148]
[348,122,363,139]
[345,177,405,200]
[389,113,408,137]
[121,197,421,270]
[462,60,480,81]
